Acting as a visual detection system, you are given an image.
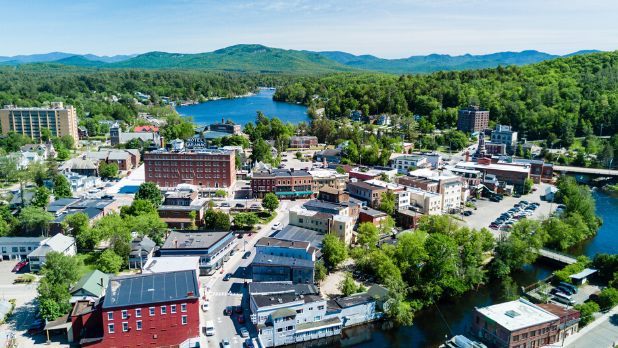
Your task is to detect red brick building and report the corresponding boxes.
[80,270,201,348]
[251,169,313,199]
[397,176,439,193]
[359,207,389,226]
[144,148,236,190]
[318,187,349,203]
[471,298,561,348]
[289,136,318,148]
[536,303,580,343]
[457,105,489,133]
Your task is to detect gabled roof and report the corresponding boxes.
[134,126,159,132]
[28,234,75,257]
[367,284,390,300]
[70,270,109,297]
[103,270,199,309]
[129,237,157,258]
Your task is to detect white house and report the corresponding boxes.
[0,237,49,261]
[170,138,184,151]
[423,153,443,168]
[392,155,428,174]
[28,234,77,272]
[377,114,391,126]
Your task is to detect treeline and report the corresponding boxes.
[274,51,618,140]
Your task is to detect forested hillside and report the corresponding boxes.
[275,51,618,140]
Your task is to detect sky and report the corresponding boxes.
[2,0,617,59]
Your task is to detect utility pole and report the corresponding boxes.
[600,123,604,137]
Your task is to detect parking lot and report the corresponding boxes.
[459,182,556,237]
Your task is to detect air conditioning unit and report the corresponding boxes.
[153,335,158,339]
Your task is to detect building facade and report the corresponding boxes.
[290,136,318,148]
[0,237,48,261]
[392,155,428,174]
[347,181,388,208]
[209,122,242,135]
[309,169,348,193]
[251,254,315,284]
[457,105,489,133]
[144,148,236,190]
[28,234,77,272]
[252,169,313,199]
[491,125,518,153]
[0,102,79,142]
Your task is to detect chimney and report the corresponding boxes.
[187,291,194,297]
[101,278,104,288]
[465,151,470,162]
[290,168,294,173]
[174,239,178,248]
[222,118,224,124]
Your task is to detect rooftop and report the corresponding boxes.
[70,270,109,297]
[455,161,531,174]
[570,268,598,280]
[252,294,324,309]
[272,225,325,251]
[255,238,311,250]
[148,147,234,156]
[28,234,75,257]
[348,181,387,191]
[303,200,348,213]
[107,152,129,161]
[142,256,200,274]
[536,303,580,318]
[0,236,48,244]
[248,283,319,296]
[296,317,342,333]
[334,294,374,308]
[318,187,345,195]
[158,205,204,211]
[318,149,342,157]
[308,168,346,178]
[476,298,559,332]
[161,230,233,250]
[395,155,426,161]
[251,253,315,268]
[360,207,387,217]
[129,237,157,258]
[365,179,404,191]
[103,270,199,309]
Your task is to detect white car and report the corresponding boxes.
[202,303,210,311]
[272,222,281,230]
[240,327,249,337]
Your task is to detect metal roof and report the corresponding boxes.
[161,230,232,250]
[251,254,314,269]
[570,268,598,280]
[28,234,75,257]
[295,317,341,333]
[70,270,109,297]
[248,283,319,296]
[271,225,325,250]
[255,238,310,250]
[103,270,199,309]
[270,308,297,319]
[142,257,200,274]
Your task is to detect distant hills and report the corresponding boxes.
[0,45,602,75]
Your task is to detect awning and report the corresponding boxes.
[44,314,71,331]
[275,191,313,196]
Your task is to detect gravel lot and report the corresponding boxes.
[458,182,557,237]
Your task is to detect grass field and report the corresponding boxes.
[74,251,102,277]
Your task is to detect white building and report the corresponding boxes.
[423,153,443,168]
[377,114,391,126]
[491,125,518,153]
[170,138,184,151]
[545,186,558,202]
[28,234,77,272]
[391,155,428,174]
[406,187,443,215]
[364,179,410,210]
[0,237,49,261]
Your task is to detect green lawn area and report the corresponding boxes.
[74,252,101,277]
[257,211,277,224]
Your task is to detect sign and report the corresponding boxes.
[186,137,207,149]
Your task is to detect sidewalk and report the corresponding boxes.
[546,304,618,348]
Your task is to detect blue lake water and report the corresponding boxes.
[176,89,311,127]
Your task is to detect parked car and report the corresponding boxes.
[127,171,132,175]
[240,327,249,338]
[550,288,565,295]
[225,306,233,315]
[243,251,252,259]
[513,193,522,198]
[235,306,243,314]
[202,303,210,311]
[490,197,501,202]
[223,273,232,281]
[251,204,261,208]
[556,286,573,295]
[238,314,245,324]
[236,203,244,208]
[221,203,230,207]
[222,338,231,348]
[560,282,578,294]
[272,222,281,230]
[245,339,255,348]
[101,195,114,199]
[13,260,27,272]
[463,211,472,216]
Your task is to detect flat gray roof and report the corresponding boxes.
[251,254,314,268]
[161,230,232,250]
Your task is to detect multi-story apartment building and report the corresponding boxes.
[209,120,242,134]
[364,179,410,210]
[392,155,428,174]
[309,168,348,193]
[159,230,237,275]
[1,102,78,142]
[81,270,200,348]
[144,148,236,190]
[407,187,443,215]
[347,181,388,208]
[289,206,355,244]
[399,169,465,209]
[289,136,318,148]
[457,105,489,133]
[252,169,313,199]
[490,125,518,153]
[471,298,561,348]
[251,254,315,284]
[255,238,318,261]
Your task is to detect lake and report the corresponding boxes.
[176,89,311,127]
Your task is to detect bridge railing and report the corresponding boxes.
[540,247,578,260]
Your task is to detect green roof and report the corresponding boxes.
[296,317,342,333]
[70,270,109,297]
[367,284,390,300]
[270,308,297,319]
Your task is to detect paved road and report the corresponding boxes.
[553,311,618,348]
[200,199,304,348]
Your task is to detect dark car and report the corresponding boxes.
[235,306,242,314]
[225,306,233,315]
[513,193,522,198]
[243,251,252,259]
[223,273,232,281]
[490,197,501,202]
[28,322,44,335]
[101,195,114,199]
[463,211,472,216]
[245,339,255,348]
[238,314,245,324]
[236,203,244,208]
[556,286,573,295]
[551,288,565,295]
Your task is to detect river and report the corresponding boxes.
[176,89,311,127]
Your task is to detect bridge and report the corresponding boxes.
[553,165,618,178]
[537,247,577,266]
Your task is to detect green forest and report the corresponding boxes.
[274,51,618,141]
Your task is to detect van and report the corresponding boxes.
[554,293,576,306]
[205,321,215,336]
[560,282,578,294]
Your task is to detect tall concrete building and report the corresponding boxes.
[456,105,489,133]
[1,102,78,142]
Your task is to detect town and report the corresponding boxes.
[0,94,616,348]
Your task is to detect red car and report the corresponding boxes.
[13,260,27,272]
[235,306,242,314]
[127,171,132,175]
[238,314,245,324]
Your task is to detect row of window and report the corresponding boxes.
[255,179,312,185]
[146,155,227,160]
[513,326,557,341]
[2,246,33,253]
[107,304,187,321]
[150,161,225,166]
[108,316,188,333]
[150,173,226,179]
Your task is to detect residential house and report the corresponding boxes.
[70,158,100,177]
[366,285,390,311]
[0,237,48,261]
[251,254,315,284]
[255,238,318,261]
[392,155,428,174]
[70,270,109,304]
[9,191,35,209]
[47,198,119,235]
[128,237,157,269]
[423,153,443,168]
[159,230,237,276]
[21,142,57,159]
[28,234,76,272]
[471,298,561,348]
[377,114,391,126]
[133,125,159,133]
[78,127,89,137]
[316,149,342,164]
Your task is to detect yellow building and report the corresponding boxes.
[1,102,78,142]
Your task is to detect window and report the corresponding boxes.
[296,309,304,314]
[171,305,176,313]
[135,309,141,317]
[277,328,283,333]
[122,310,128,319]
[530,331,536,337]
[181,303,187,312]
[318,305,324,310]
[513,335,519,341]
[287,325,294,331]
[476,316,480,324]
[161,306,166,315]
[149,307,155,316]
[315,316,321,321]
[136,321,142,330]
[182,315,187,325]
[122,322,128,332]
[108,312,113,321]
[108,324,114,334]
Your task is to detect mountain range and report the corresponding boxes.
[0,45,601,75]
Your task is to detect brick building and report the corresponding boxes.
[395,209,424,230]
[457,105,489,133]
[289,136,318,148]
[471,298,560,348]
[347,181,388,208]
[251,169,313,199]
[359,207,389,226]
[536,303,580,342]
[318,187,349,203]
[79,270,201,348]
[454,159,531,188]
[144,148,236,190]
[209,121,242,135]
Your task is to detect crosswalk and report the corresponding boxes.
[279,202,288,211]
[210,292,243,297]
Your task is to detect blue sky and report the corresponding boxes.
[2,0,617,58]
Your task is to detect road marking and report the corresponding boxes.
[279,202,287,211]
[210,292,243,296]
[205,277,218,289]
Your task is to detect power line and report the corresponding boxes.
[432,296,454,336]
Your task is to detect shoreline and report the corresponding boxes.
[176,91,257,109]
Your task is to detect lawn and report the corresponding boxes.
[257,211,277,224]
[74,252,102,277]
